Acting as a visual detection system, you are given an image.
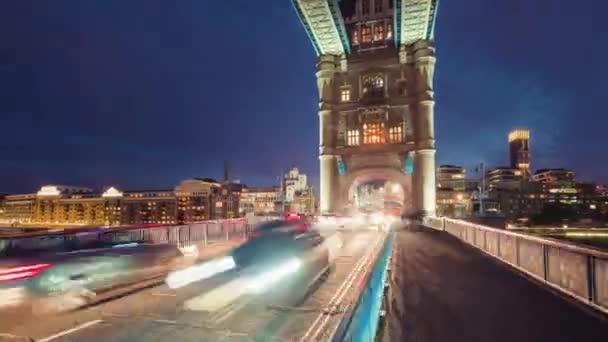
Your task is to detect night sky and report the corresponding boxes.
[1,0,607,194]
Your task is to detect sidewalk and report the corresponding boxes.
[381,228,608,342]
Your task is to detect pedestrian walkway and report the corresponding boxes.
[380,227,608,342]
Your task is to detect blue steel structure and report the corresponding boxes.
[333,231,394,341]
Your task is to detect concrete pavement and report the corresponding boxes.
[381,227,608,342]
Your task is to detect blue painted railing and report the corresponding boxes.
[333,231,394,341]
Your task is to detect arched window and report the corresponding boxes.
[386,22,393,39]
[374,24,384,41]
[352,28,359,45]
[363,122,385,144]
[361,25,372,43]
[362,75,385,98]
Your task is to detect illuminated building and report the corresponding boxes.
[437,165,466,191]
[1,193,36,224]
[175,178,221,222]
[486,167,524,191]
[436,165,470,218]
[240,187,282,215]
[284,167,308,202]
[532,168,575,191]
[508,129,530,177]
[293,0,439,215]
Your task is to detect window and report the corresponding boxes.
[386,22,393,39]
[389,125,403,143]
[361,25,372,43]
[374,0,383,13]
[374,24,384,41]
[347,129,360,146]
[362,0,370,15]
[362,75,384,97]
[363,123,385,144]
[352,28,359,45]
[341,88,351,102]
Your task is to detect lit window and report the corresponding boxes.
[374,0,383,14]
[362,0,370,15]
[389,125,403,143]
[374,24,383,41]
[341,88,351,102]
[363,123,385,144]
[361,25,372,43]
[352,28,359,45]
[386,22,393,39]
[347,129,360,146]
[362,75,384,97]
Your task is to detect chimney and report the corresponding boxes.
[224,160,229,183]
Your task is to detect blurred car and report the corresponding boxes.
[0,233,185,314]
[231,220,330,296]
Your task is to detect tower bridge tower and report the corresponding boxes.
[292,0,439,216]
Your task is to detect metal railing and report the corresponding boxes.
[332,231,394,341]
[0,219,252,255]
[425,217,608,315]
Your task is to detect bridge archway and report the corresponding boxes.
[339,167,412,215]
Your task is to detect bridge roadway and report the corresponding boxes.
[2,229,383,341]
[381,226,608,342]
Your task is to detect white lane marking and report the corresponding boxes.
[38,320,103,342]
[299,234,381,342]
[151,319,178,325]
[152,292,177,297]
[303,233,384,342]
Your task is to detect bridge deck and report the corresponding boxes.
[381,227,608,342]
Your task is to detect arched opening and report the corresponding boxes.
[338,167,412,217]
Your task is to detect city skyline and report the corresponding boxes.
[1,0,607,193]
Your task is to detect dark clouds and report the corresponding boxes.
[0,0,607,193]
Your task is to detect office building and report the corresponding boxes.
[486,167,524,191]
[508,129,530,177]
[437,165,466,191]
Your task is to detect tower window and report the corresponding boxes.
[352,28,359,45]
[374,24,384,41]
[362,75,384,98]
[347,129,360,146]
[361,25,372,43]
[363,123,385,144]
[389,125,404,143]
[362,0,370,15]
[341,88,351,102]
[374,0,383,13]
[386,22,393,39]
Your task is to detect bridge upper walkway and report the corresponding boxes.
[381,226,608,342]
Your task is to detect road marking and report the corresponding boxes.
[38,320,103,342]
[299,237,374,341]
[151,292,177,297]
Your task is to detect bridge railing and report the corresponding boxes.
[0,219,253,255]
[424,217,608,315]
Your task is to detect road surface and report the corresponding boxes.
[381,227,608,342]
[1,229,384,341]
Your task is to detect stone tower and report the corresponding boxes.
[292,0,439,216]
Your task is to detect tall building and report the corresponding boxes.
[437,165,466,191]
[508,129,530,177]
[293,0,439,215]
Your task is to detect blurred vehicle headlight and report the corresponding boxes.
[371,213,384,225]
[166,256,236,289]
[246,258,302,293]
